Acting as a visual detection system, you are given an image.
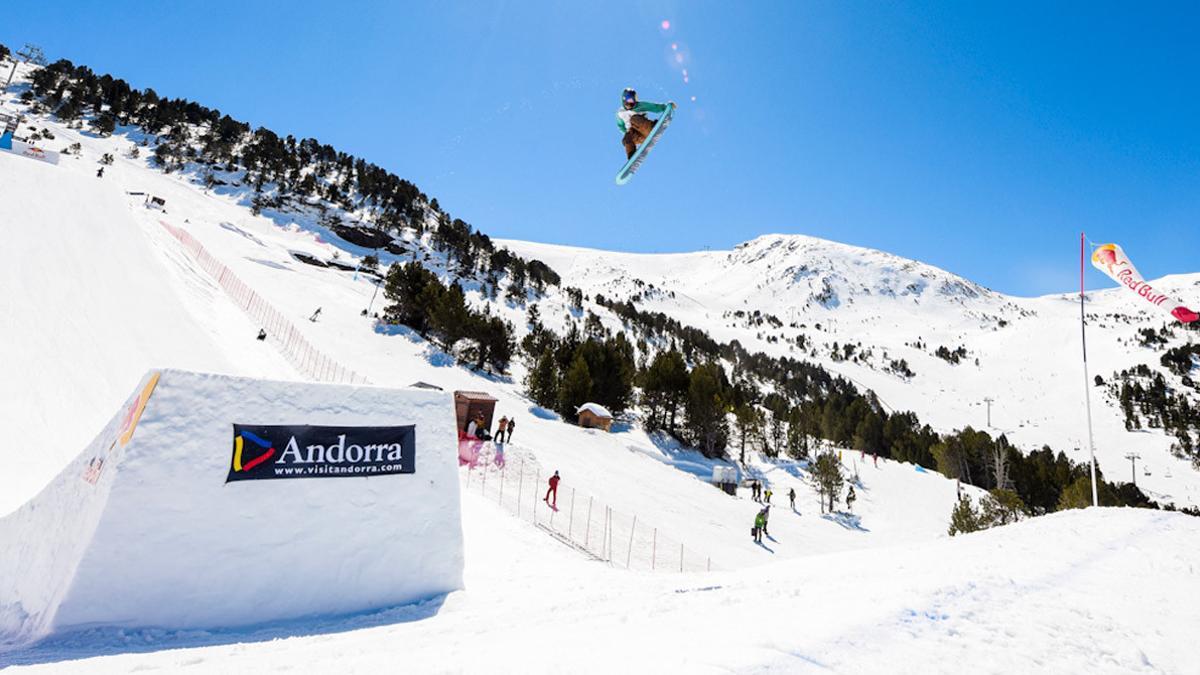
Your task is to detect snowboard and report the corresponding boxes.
[615,102,675,185]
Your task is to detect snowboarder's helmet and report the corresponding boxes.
[622,88,637,107]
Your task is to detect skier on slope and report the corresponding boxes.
[544,470,560,508]
[616,88,671,160]
[753,509,766,543]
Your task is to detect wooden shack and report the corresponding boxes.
[454,390,498,436]
[576,402,613,432]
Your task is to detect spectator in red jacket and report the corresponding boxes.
[544,470,560,508]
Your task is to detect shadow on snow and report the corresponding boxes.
[0,594,448,668]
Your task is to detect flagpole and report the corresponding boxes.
[1080,232,1099,507]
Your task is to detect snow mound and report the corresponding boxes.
[0,370,463,649]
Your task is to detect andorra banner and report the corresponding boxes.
[228,424,416,482]
[1091,243,1199,324]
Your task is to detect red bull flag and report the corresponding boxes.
[1091,243,1199,323]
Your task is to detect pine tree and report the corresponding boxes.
[1057,475,1117,510]
[93,111,116,136]
[980,488,1026,526]
[948,496,983,536]
[360,254,380,274]
[813,451,844,513]
[785,406,809,460]
[640,349,689,432]
[558,354,593,419]
[685,362,729,458]
[732,403,761,464]
[429,282,469,351]
[526,350,560,410]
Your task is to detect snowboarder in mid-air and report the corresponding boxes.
[616,88,671,159]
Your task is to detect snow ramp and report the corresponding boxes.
[0,369,463,649]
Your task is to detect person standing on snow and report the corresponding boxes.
[846,485,857,512]
[496,416,508,443]
[753,509,766,543]
[616,88,671,159]
[761,504,771,536]
[764,488,772,504]
[505,417,516,443]
[788,487,796,511]
[544,470,560,508]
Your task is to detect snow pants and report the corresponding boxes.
[622,114,656,159]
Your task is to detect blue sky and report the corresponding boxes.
[4,1,1199,295]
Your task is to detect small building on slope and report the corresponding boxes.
[576,402,614,432]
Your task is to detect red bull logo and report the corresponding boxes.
[1092,242,1198,324]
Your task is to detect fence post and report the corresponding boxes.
[498,461,505,506]
[516,458,524,518]
[707,557,711,572]
[465,465,471,489]
[652,528,657,571]
[533,469,541,525]
[680,543,684,573]
[605,507,611,562]
[567,488,576,539]
[480,463,487,497]
[584,496,593,548]
[626,515,636,569]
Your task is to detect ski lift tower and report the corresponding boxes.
[3,44,46,89]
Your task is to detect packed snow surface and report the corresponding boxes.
[3,505,1197,673]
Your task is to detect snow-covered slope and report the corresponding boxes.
[0,140,294,506]
[2,57,1197,671]
[501,235,1200,507]
[6,502,1197,673]
[0,62,966,572]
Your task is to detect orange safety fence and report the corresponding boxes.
[159,220,370,386]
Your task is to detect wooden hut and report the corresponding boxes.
[576,402,613,432]
[454,390,497,436]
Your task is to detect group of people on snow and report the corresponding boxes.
[748,479,858,544]
[465,414,516,443]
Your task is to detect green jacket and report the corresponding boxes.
[754,512,766,528]
[616,101,669,133]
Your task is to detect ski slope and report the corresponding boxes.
[2,59,1198,672]
[5,501,1197,673]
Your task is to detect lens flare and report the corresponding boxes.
[675,53,684,64]
[661,20,671,30]
[691,95,697,101]
[671,43,678,51]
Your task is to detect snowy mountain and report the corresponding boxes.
[503,234,1200,508]
[2,54,1198,672]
